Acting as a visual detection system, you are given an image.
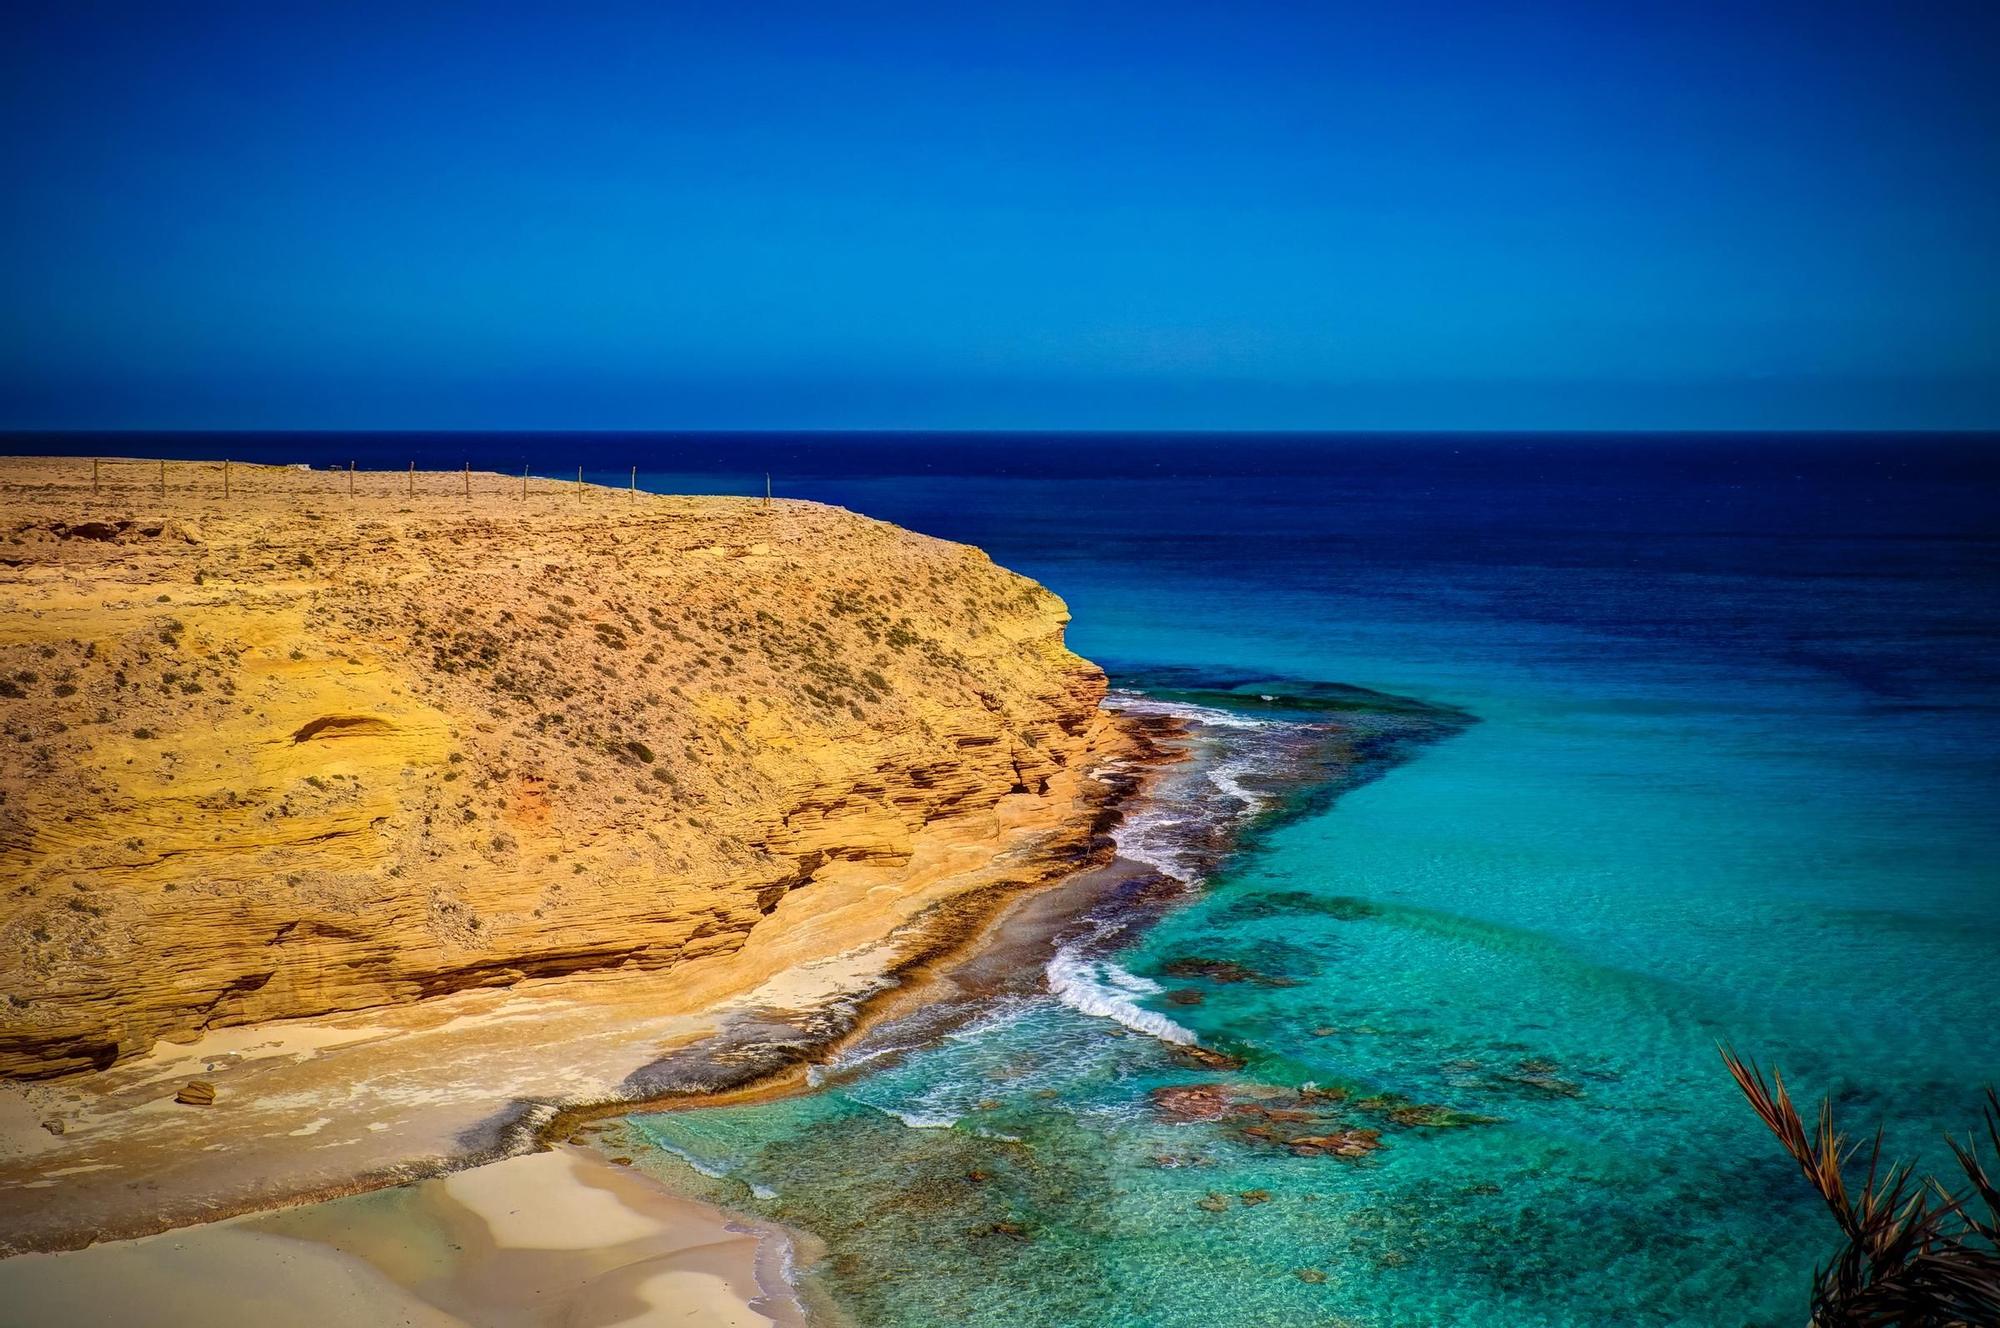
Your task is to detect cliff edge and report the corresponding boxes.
[0,459,1119,1082]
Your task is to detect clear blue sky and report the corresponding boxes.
[3,1,1997,431]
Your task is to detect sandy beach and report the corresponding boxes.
[0,1146,809,1328]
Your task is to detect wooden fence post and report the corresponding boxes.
[159,459,166,499]
[223,459,230,500]
[348,462,355,498]
[92,458,100,496]
[464,462,470,499]
[408,461,415,497]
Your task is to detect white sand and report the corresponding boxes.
[443,1149,669,1249]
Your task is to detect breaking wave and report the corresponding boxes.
[1105,690,1274,730]
[1045,944,1194,1045]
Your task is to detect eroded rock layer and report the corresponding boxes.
[0,459,1118,1079]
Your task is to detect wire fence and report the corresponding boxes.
[1,458,777,508]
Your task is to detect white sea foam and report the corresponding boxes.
[1045,944,1195,1045]
[1207,757,1268,814]
[875,1103,961,1130]
[1111,804,1199,883]
[641,1135,736,1181]
[821,1039,913,1076]
[849,1078,970,1130]
[821,1001,1039,1088]
[1105,691,1274,730]
[939,997,1039,1045]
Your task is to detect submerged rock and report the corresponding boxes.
[1383,1103,1500,1127]
[1169,1044,1245,1072]
[1286,1129,1382,1159]
[1220,890,1381,923]
[1151,1083,1232,1122]
[1500,1059,1584,1097]
[1353,1094,1500,1128]
[1160,957,1298,987]
[1233,1103,1317,1123]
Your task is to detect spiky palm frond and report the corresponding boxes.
[1720,1048,2000,1327]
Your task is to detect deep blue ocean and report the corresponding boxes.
[20,432,2000,1325]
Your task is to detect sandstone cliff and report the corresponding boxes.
[0,458,1117,1081]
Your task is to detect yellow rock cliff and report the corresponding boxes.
[0,459,1119,1080]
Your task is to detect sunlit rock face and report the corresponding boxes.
[0,460,1116,1079]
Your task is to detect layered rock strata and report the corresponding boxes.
[0,459,1122,1081]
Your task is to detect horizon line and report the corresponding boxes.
[4,427,1998,439]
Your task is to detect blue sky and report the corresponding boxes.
[3,1,1997,430]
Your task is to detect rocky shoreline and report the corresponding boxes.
[584,679,1473,1327]
[0,456,1152,1257]
[0,701,1169,1255]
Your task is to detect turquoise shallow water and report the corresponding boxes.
[604,436,2000,1327]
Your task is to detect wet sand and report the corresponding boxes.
[0,1146,809,1328]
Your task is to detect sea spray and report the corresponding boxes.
[1109,805,1200,883]
[868,1102,962,1130]
[1104,693,1285,882]
[1104,689,1277,730]
[1206,757,1268,813]
[1044,940,1196,1045]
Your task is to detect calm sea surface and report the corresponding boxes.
[19,432,2000,1326]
